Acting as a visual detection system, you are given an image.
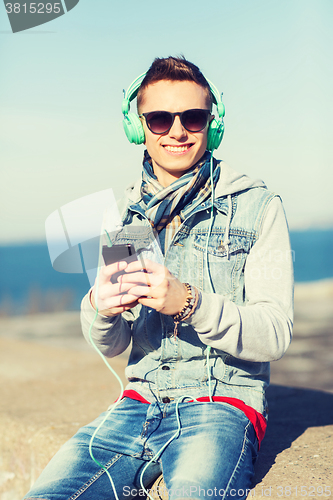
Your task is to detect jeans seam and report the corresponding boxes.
[221,421,252,500]
[67,453,123,500]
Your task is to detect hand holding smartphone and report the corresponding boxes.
[102,244,138,285]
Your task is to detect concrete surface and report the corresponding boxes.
[0,280,332,500]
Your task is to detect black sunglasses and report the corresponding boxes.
[139,109,211,135]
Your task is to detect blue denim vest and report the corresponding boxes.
[115,183,277,415]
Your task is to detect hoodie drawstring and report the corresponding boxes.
[224,194,232,260]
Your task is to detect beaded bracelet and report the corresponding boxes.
[172,283,199,337]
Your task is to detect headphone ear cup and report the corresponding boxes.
[206,117,224,151]
[122,113,145,145]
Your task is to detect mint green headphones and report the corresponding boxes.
[122,72,225,151]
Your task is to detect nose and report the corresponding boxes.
[168,115,187,140]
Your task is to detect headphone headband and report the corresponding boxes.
[122,72,146,114]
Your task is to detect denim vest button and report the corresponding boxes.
[162,397,171,403]
[162,365,170,370]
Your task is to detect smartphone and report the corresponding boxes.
[102,244,138,284]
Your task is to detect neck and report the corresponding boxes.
[151,161,187,187]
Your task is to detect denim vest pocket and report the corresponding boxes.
[191,231,253,296]
[108,224,164,267]
[224,356,270,390]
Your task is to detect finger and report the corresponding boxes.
[94,276,135,296]
[96,292,139,311]
[119,271,165,288]
[97,280,134,300]
[125,258,165,275]
[95,299,139,316]
[100,261,128,281]
[107,302,139,315]
[92,284,137,315]
[137,296,163,309]
[126,284,161,298]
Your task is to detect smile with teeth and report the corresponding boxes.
[164,144,192,152]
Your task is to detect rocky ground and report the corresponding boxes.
[0,280,332,500]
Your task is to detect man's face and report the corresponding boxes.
[139,80,211,187]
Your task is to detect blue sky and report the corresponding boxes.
[0,0,332,243]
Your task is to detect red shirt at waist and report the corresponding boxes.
[121,389,267,447]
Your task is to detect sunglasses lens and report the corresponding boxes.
[144,109,210,134]
[182,110,209,132]
[146,112,173,134]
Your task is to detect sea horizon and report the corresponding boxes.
[1,227,332,316]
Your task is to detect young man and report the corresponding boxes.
[24,57,293,500]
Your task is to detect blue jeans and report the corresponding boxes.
[23,398,258,500]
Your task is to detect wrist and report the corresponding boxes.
[172,283,198,323]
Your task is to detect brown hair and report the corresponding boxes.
[137,56,212,112]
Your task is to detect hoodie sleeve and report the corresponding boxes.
[80,291,133,357]
[184,196,294,362]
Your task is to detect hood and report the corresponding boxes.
[212,159,267,260]
[214,160,267,198]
